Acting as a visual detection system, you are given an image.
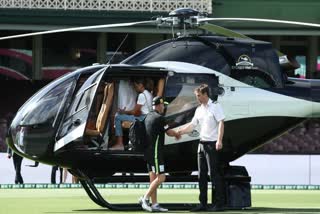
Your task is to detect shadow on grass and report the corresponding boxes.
[72,209,139,213]
[233,207,320,213]
[70,207,320,213]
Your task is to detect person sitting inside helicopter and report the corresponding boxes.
[112,78,153,150]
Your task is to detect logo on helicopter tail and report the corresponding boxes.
[232,54,258,70]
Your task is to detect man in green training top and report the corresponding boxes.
[139,96,180,212]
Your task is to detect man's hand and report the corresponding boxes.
[117,107,126,114]
[216,141,223,151]
[174,131,181,140]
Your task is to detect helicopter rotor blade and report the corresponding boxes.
[198,22,286,57]
[0,20,156,41]
[198,21,299,68]
[198,18,320,28]
[199,23,251,39]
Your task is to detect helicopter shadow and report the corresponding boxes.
[72,209,139,213]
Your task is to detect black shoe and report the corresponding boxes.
[207,205,224,212]
[190,204,207,212]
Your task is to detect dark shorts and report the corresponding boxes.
[145,140,165,174]
[146,162,165,174]
[146,148,165,174]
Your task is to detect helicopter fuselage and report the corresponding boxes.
[7,35,320,178]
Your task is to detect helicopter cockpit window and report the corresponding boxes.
[164,73,219,128]
[20,78,74,127]
[125,40,231,75]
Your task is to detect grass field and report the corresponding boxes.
[0,188,320,214]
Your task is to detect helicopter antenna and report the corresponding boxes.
[107,34,129,65]
[171,25,175,38]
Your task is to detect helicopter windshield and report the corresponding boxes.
[19,78,74,127]
[8,77,76,159]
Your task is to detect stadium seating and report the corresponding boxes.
[253,119,320,154]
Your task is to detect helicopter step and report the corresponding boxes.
[76,166,251,211]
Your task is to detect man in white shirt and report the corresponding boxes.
[178,84,225,212]
[113,78,153,150]
[118,80,137,111]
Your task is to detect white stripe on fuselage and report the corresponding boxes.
[144,61,320,145]
[54,123,86,151]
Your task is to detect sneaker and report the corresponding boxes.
[151,203,168,212]
[139,196,152,212]
[138,196,150,205]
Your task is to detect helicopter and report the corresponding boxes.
[4,8,320,211]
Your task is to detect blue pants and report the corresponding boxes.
[114,113,145,136]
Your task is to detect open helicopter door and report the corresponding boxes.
[99,66,170,152]
[54,67,107,152]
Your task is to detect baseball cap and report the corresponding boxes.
[152,96,168,106]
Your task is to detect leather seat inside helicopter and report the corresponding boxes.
[85,82,114,148]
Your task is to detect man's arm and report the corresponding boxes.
[178,122,194,135]
[118,104,142,116]
[216,120,224,151]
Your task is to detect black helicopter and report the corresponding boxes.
[4,8,320,211]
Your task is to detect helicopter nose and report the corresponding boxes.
[7,122,35,160]
[8,117,54,162]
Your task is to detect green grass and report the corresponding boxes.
[0,188,320,214]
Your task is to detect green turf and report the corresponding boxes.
[0,188,320,213]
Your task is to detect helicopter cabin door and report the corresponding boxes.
[54,67,106,151]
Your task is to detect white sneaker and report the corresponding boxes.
[139,196,152,212]
[138,196,150,205]
[152,204,168,212]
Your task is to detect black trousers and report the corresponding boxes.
[13,154,23,184]
[51,166,63,184]
[198,141,225,207]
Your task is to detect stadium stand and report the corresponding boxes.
[253,119,320,154]
[0,118,6,152]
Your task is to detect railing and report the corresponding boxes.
[0,0,212,14]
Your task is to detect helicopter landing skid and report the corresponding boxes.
[78,171,196,211]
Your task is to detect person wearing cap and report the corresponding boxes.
[139,96,180,212]
[178,84,225,212]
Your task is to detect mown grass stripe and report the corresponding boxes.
[1,183,320,190]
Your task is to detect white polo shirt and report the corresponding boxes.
[137,90,153,115]
[191,99,225,142]
[118,80,137,110]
